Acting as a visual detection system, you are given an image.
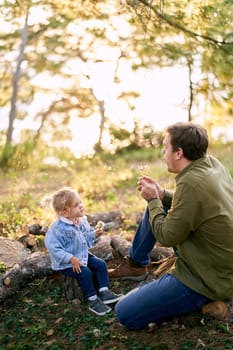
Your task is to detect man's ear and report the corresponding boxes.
[176,147,184,159]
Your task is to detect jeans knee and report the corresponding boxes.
[90,257,107,271]
[79,267,92,281]
[99,259,107,269]
[115,302,128,327]
[115,301,144,330]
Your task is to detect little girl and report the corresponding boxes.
[45,187,122,316]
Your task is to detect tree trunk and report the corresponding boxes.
[6,9,29,146]
[187,58,194,122]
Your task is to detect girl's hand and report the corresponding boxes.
[95,221,105,237]
[70,256,83,273]
[95,228,104,237]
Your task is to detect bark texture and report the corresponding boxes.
[0,237,29,268]
[0,251,52,303]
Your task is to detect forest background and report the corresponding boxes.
[1,0,233,167]
[0,0,233,349]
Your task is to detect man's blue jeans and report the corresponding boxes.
[61,254,109,299]
[115,208,211,330]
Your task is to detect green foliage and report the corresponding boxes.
[108,120,164,154]
[180,341,194,350]
[0,261,8,273]
[0,143,14,169]
[127,0,233,123]
[0,141,37,171]
[0,190,47,238]
[0,147,170,239]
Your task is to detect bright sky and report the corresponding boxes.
[69,65,189,157]
[1,3,190,158]
[1,61,189,158]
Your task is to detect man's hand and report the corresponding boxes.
[70,256,83,273]
[138,176,165,202]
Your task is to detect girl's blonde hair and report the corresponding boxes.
[52,188,78,214]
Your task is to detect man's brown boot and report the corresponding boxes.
[108,256,149,281]
[201,301,230,320]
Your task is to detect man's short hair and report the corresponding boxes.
[166,122,208,160]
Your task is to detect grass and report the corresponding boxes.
[0,145,233,349]
[0,148,171,238]
[1,275,232,349]
[1,275,232,350]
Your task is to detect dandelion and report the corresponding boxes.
[136,164,150,176]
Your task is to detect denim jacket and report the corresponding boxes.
[45,216,96,270]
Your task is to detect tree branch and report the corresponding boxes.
[129,0,233,46]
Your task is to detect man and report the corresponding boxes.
[109,122,233,330]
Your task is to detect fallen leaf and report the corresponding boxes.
[55,317,63,324]
[47,329,54,336]
[196,338,206,348]
[200,318,205,326]
[23,298,33,303]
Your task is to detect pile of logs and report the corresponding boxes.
[0,210,173,304]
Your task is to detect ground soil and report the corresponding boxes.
[0,248,233,350]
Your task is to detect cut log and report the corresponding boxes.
[0,237,29,268]
[0,234,113,304]
[151,246,174,262]
[18,235,38,250]
[0,251,53,303]
[28,224,48,236]
[89,235,113,261]
[86,210,123,230]
[0,224,173,304]
[111,235,131,257]
[27,211,122,237]
[111,234,174,261]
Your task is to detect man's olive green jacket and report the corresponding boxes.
[148,155,233,301]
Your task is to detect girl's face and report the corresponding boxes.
[65,194,84,221]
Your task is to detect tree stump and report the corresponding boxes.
[61,275,86,304]
[60,235,113,304]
